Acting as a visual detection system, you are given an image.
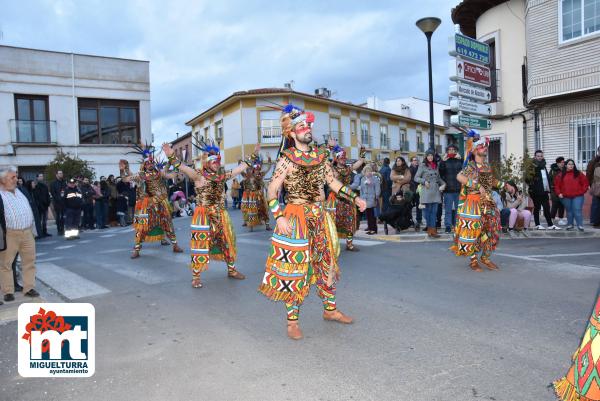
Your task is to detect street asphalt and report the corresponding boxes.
[0,208,599,401]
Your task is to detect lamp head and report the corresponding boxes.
[416,17,442,35]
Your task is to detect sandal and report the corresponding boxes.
[191,278,203,288]
[227,271,246,280]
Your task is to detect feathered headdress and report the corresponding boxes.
[463,129,489,167]
[192,136,221,165]
[331,144,346,160]
[126,143,156,162]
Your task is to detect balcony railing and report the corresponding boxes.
[380,137,390,149]
[417,143,425,153]
[360,134,371,148]
[399,140,410,152]
[329,131,344,147]
[10,119,57,144]
[258,126,282,144]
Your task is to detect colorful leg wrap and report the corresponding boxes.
[285,303,299,321]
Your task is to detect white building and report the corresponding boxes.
[366,96,447,127]
[0,45,152,179]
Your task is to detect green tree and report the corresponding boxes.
[45,150,95,181]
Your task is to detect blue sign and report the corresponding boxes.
[453,33,490,65]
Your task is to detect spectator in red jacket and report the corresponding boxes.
[554,159,589,231]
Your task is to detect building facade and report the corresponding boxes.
[0,45,152,180]
[452,0,600,169]
[452,0,529,163]
[526,0,600,169]
[170,131,192,165]
[185,88,447,173]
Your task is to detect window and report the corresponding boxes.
[350,120,357,137]
[214,120,223,143]
[417,131,425,152]
[360,122,370,146]
[329,116,341,145]
[203,126,209,141]
[14,94,50,143]
[575,119,599,166]
[78,98,139,144]
[380,125,389,149]
[561,0,600,42]
[399,128,408,151]
[259,110,281,144]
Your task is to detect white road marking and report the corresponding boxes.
[36,257,64,263]
[36,262,110,299]
[349,239,385,246]
[55,245,75,250]
[527,252,600,258]
[100,234,115,238]
[97,248,130,254]
[494,253,541,262]
[93,259,181,285]
[36,252,48,257]
[79,240,92,244]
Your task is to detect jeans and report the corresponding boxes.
[500,208,511,228]
[561,196,584,227]
[424,203,438,229]
[443,192,459,229]
[95,201,107,228]
[591,196,600,225]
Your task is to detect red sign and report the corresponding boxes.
[455,59,491,87]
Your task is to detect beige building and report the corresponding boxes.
[452,0,529,163]
[526,0,600,169]
[185,88,447,172]
[453,0,600,169]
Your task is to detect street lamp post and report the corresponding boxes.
[416,17,441,153]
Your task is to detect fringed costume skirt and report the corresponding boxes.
[325,192,357,239]
[241,190,268,227]
[133,196,173,242]
[451,193,500,257]
[554,291,600,400]
[259,202,340,305]
[190,205,237,272]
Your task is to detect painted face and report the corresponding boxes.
[475,144,488,157]
[207,158,220,171]
[293,120,312,144]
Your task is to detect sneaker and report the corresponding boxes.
[577,226,585,232]
[521,229,529,238]
[445,227,452,234]
[548,225,561,230]
[558,218,567,226]
[566,225,574,231]
[535,225,546,230]
[507,229,516,238]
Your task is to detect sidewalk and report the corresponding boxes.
[354,220,600,242]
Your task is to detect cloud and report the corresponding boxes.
[1,0,459,144]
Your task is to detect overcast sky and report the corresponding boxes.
[1,0,460,144]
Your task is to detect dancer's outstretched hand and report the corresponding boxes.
[276,216,292,236]
[355,197,367,212]
[162,143,174,157]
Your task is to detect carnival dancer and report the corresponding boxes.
[325,140,365,251]
[162,140,257,288]
[120,145,182,259]
[450,130,507,272]
[240,156,273,231]
[554,288,600,400]
[258,104,367,340]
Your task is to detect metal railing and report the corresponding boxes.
[360,134,371,147]
[380,137,390,149]
[258,126,282,144]
[399,140,410,152]
[9,119,57,144]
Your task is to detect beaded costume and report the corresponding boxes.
[240,159,271,230]
[259,104,359,328]
[120,145,179,257]
[450,132,503,270]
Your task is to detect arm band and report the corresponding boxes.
[338,185,358,202]
[168,154,182,171]
[268,198,284,220]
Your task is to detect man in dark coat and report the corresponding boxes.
[50,170,67,235]
[439,144,464,233]
[33,173,51,237]
[527,150,560,230]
